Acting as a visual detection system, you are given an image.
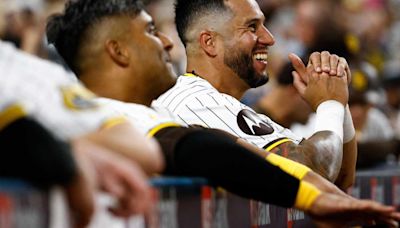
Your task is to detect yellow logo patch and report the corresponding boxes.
[61,85,98,110]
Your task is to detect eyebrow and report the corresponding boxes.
[147,20,155,28]
[244,15,265,25]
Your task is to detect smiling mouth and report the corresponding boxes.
[253,53,268,63]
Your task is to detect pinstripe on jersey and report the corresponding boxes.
[153,74,303,149]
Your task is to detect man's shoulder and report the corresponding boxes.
[155,75,219,108]
[0,41,77,88]
[99,98,186,126]
[97,98,156,116]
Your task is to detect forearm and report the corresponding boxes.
[86,123,164,174]
[335,137,357,189]
[0,117,78,188]
[268,132,343,182]
[244,141,347,198]
[156,127,303,207]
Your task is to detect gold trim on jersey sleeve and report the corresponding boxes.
[183,73,197,77]
[0,104,27,131]
[294,181,321,211]
[60,84,98,111]
[101,116,128,130]
[147,122,182,137]
[265,138,292,152]
[265,153,311,180]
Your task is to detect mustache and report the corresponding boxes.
[252,45,269,53]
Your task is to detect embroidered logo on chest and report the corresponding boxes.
[237,109,274,135]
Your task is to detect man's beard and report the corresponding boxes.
[224,47,269,88]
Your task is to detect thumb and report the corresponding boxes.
[289,53,308,84]
[292,71,306,96]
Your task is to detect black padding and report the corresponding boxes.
[157,127,300,208]
[0,117,77,188]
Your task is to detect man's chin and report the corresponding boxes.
[248,74,269,88]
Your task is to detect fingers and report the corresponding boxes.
[68,140,98,227]
[289,53,308,84]
[329,54,339,76]
[349,200,400,227]
[344,59,352,83]
[120,162,153,214]
[105,160,153,217]
[321,51,331,73]
[309,52,322,73]
[65,174,96,228]
[309,51,336,74]
[78,140,154,218]
[308,52,351,79]
[292,71,306,95]
[100,172,125,199]
[337,57,347,77]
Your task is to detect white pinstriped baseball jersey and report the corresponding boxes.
[153,74,303,150]
[0,41,119,139]
[97,98,186,136]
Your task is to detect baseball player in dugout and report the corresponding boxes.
[152,0,357,189]
[0,40,161,227]
[46,0,400,226]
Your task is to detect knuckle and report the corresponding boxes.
[311,52,320,58]
[322,51,330,55]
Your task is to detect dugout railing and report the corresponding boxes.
[1,167,400,228]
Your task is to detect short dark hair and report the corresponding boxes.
[175,0,228,47]
[46,0,144,75]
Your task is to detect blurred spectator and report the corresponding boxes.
[294,0,351,59]
[382,60,400,139]
[146,0,186,75]
[1,3,46,56]
[0,0,66,60]
[255,61,312,129]
[348,88,397,169]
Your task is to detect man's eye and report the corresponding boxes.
[149,26,157,35]
[249,24,257,32]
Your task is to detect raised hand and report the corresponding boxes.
[289,53,349,111]
[289,52,352,86]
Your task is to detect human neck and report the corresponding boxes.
[80,70,153,107]
[186,56,249,99]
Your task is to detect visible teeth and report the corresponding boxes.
[254,53,268,61]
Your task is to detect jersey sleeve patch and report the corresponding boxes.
[60,85,98,110]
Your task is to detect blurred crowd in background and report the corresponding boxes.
[1,0,400,169]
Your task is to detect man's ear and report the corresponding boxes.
[105,40,130,67]
[199,31,218,57]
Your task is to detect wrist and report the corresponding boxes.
[314,100,345,142]
[343,104,355,143]
[294,181,322,211]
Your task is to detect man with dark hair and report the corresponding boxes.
[0,39,161,226]
[46,0,400,226]
[154,0,357,189]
